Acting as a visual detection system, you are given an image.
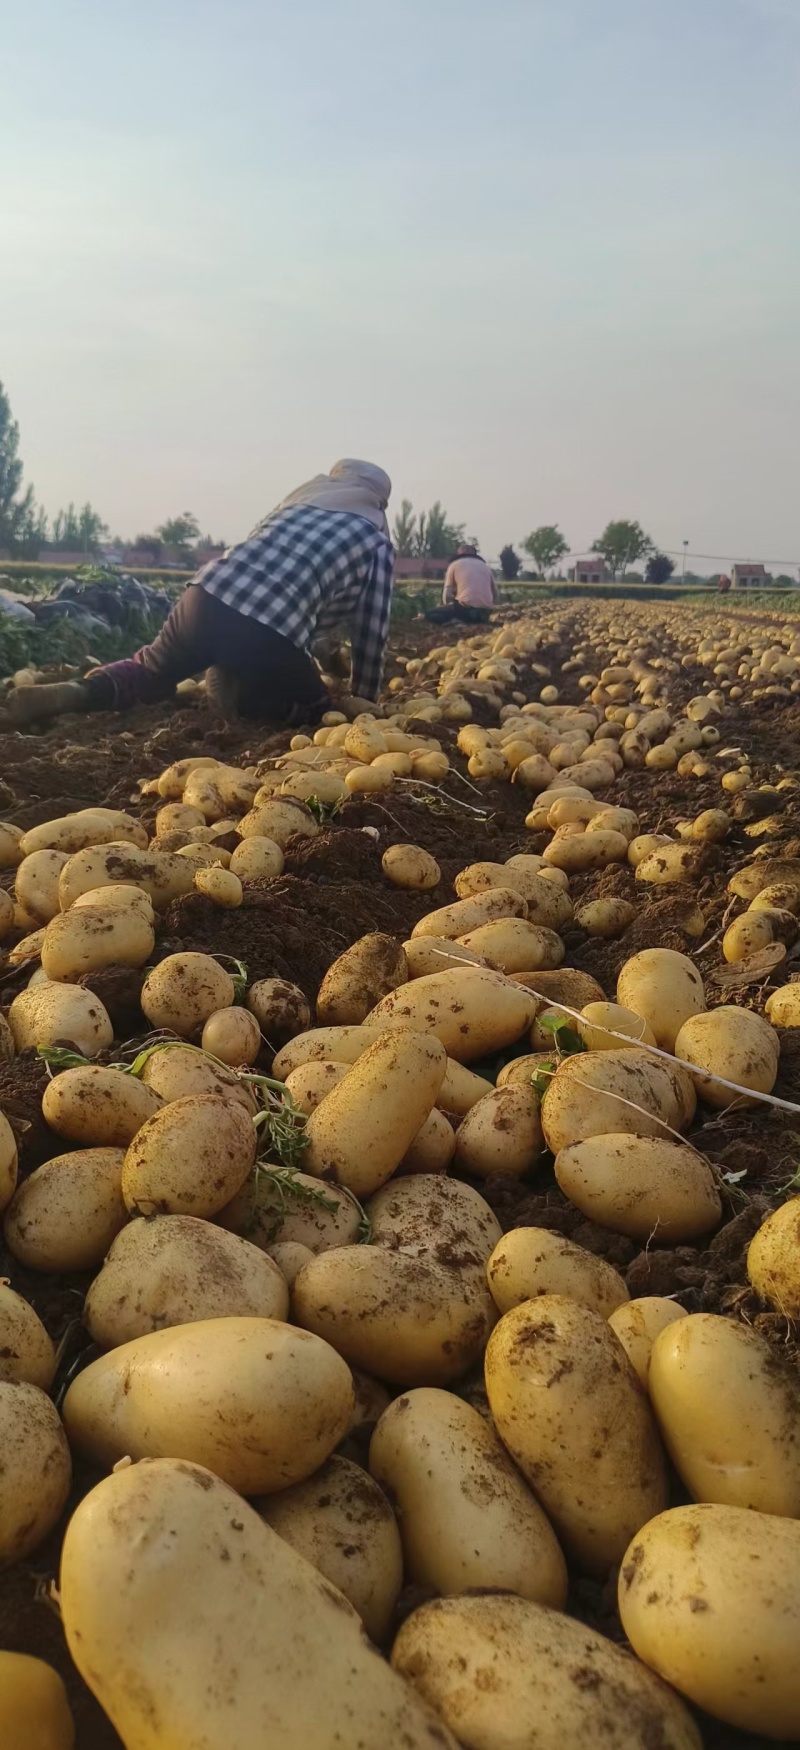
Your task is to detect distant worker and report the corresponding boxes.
[718,573,731,593]
[425,543,498,624]
[9,461,394,727]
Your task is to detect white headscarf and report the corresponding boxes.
[267,459,392,537]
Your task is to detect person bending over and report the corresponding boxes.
[9,460,394,727]
[425,544,498,624]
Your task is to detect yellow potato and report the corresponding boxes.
[60,1458,459,1750]
[283,1058,350,1113]
[616,948,705,1051]
[541,1049,696,1152]
[194,865,243,907]
[635,843,707,885]
[122,1093,256,1218]
[257,1454,403,1642]
[141,951,235,1036]
[138,1043,256,1111]
[554,1134,721,1242]
[454,1084,543,1179]
[304,1029,446,1196]
[246,977,311,1044]
[401,935,488,977]
[0,1651,75,1750]
[85,1213,288,1347]
[156,755,220,798]
[370,1389,567,1606]
[293,1246,496,1385]
[229,836,285,880]
[410,887,527,940]
[63,1317,354,1493]
[15,849,70,923]
[0,823,24,868]
[42,1064,162,1146]
[0,1111,18,1213]
[0,1382,72,1564]
[367,966,537,1062]
[40,903,154,982]
[268,1241,314,1286]
[487,1227,629,1318]
[608,1297,685,1389]
[201,1005,262,1064]
[674,1006,779,1107]
[0,1283,56,1389]
[765,983,800,1027]
[392,1593,702,1750]
[0,887,15,941]
[747,1195,800,1315]
[238,798,319,846]
[270,1023,492,1114]
[496,1051,557,1089]
[317,933,408,1025]
[58,842,195,911]
[398,1105,456,1173]
[517,967,606,1010]
[220,1168,362,1254]
[578,1001,656,1051]
[486,1296,666,1572]
[543,829,628,873]
[455,863,572,930]
[4,1148,127,1272]
[20,812,142,858]
[280,770,348,803]
[649,1312,800,1513]
[381,844,441,890]
[618,1503,800,1738]
[456,917,564,973]
[367,1174,501,1269]
[628,832,673,867]
[72,882,155,921]
[576,897,636,938]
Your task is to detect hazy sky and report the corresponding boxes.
[2,0,799,565]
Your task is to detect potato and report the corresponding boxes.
[155,801,207,836]
[576,897,636,938]
[201,1004,262,1064]
[0,887,14,942]
[0,1383,71,1567]
[138,1043,255,1112]
[269,1241,314,1286]
[0,1109,18,1213]
[64,1317,353,1492]
[541,1049,695,1152]
[141,951,234,1036]
[543,830,628,874]
[456,863,572,930]
[60,1458,458,1750]
[485,1296,666,1572]
[281,770,348,803]
[555,1134,721,1243]
[616,948,705,1051]
[304,1029,446,1196]
[382,844,441,890]
[6,984,113,1058]
[84,1213,288,1347]
[747,1196,800,1315]
[246,977,310,1045]
[367,1174,501,1269]
[40,903,154,984]
[0,1283,56,1389]
[635,842,707,885]
[402,935,488,977]
[515,966,605,1008]
[487,1227,629,1318]
[0,823,24,868]
[220,1168,362,1254]
[578,1001,656,1051]
[283,1058,349,1113]
[618,1503,800,1737]
[367,967,537,1063]
[370,1389,566,1606]
[258,1454,402,1642]
[194,865,243,907]
[238,798,319,847]
[72,882,155,922]
[393,1593,702,1750]
[628,832,673,867]
[608,1297,685,1389]
[722,910,776,962]
[122,1093,256,1218]
[0,1651,75,1750]
[58,842,195,911]
[496,1051,556,1089]
[399,1106,456,1174]
[4,1148,127,1272]
[317,933,408,1025]
[42,1064,162,1147]
[155,755,220,798]
[229,835,285,880]
[410,887,527,941]
[456,918,564,973]
[270,1023,492,1116]
[454,1084,543,1179]
[15,849,70,923]
[20,812,141,858]
[293,1247,496,1385]
[674,1006,779,1107]
[649,1312,800,1515]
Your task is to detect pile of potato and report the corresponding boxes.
[1,601,800,1748]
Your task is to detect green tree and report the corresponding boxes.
[415,502,466,559]
[499,544,521,580]
[157,512,201,550]
[523,525,569,576]
[0,380,37,553]
[392,499,417,557]
[645,552,675,584]
[53,501,107,552]
[591,519,652,578]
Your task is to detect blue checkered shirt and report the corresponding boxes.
[195,504,395,702]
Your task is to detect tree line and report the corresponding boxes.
[500,522,675,583]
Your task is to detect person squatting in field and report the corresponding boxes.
[425,544,498,624]
[9,461,395,728]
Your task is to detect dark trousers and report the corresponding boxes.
[424,602,491,625]
[86,585,331,723]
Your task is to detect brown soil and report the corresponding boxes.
[1,613,799,1747]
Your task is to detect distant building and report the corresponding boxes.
[571,558,608,584]
[394,557,449,580]
[732,562,767,588]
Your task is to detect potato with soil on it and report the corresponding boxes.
[60,1458,459,1750]
[485,1294,666,1573]
[392,1593,702,1750]
[0,1381,72,1565]
[283,1058,350,1113]
[122,1093,256,1218]
[246,977,311,1045]
[634,842,709,885]
[608,1297,686,1389]
[141,951,235,1036]
[366,1173,501,1270]
[58,842,195,911]
[674,1005,779,1107]
[516,967,606,1010]
[316,933,409,1026]
[577,1001,656,1051]
[15,848,70,924]
[85,1214,288,1347]
[4,1148,128,1272]
[454,1084,544,1179]
[0,1651,75,1750]
[194,865,243,908]
[747,1195,800,1315]
[455,917,565,974]
[228,835,285,880]
[541,1049,695,1152]
[398,1105,456,1173]
[554,1134,722,1243]
[257,1454,403,1643]
[410,887,527,942]
[649,1312,800,1515]
[487,1227,629,1318]
[201,1004,262,1064]
[220,1168,362,1254]
[138,1043,256,1112]
[272,1025,492,1117]
[575,897,636,938]
[618,1503,800,1738]
[238,797,319,847]
[616,947,705,1051]
[42,1063,163,1147]
[370,1389,567,1608]
[367,966,537,1063]
[381,843,441,890]
[0,1283,57,1389]
[0,1111,18,1213]
[303,1029,447,1196]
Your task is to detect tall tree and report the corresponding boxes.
[157,512,201,549]
[591,519,652,578]
[415,502,466,559]
[645,552,675,584]
[392,499,417,557]
[0,380,36,552]
[53,502,107,552]
[499,544,521,581]
[523,525,569,576]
